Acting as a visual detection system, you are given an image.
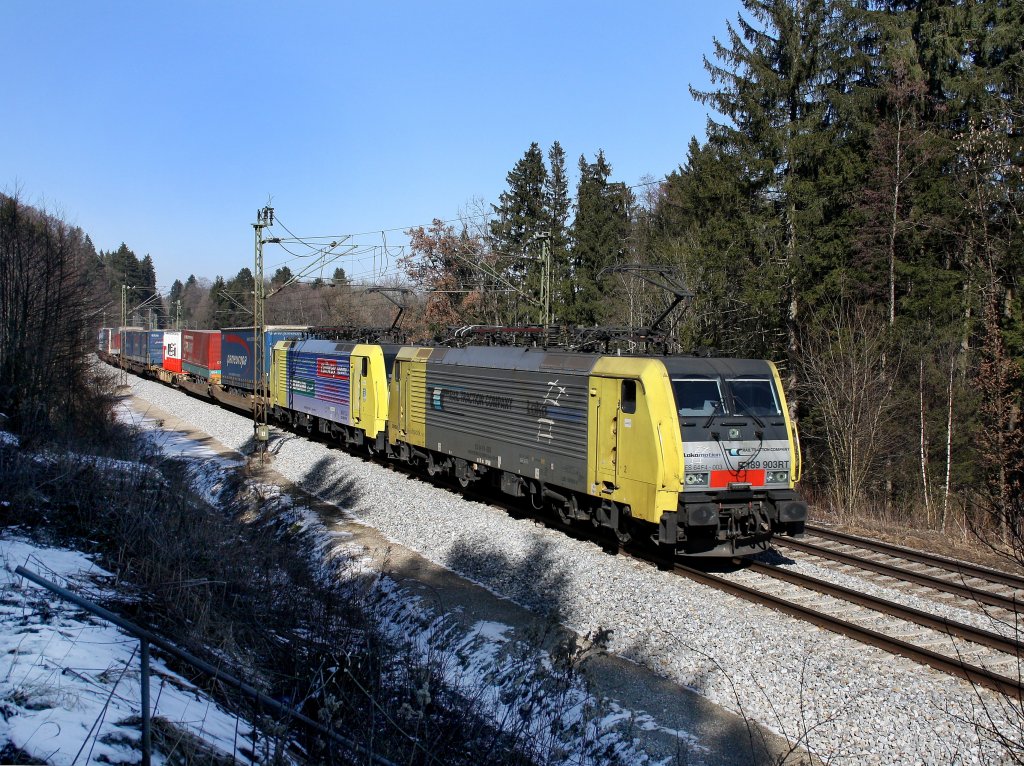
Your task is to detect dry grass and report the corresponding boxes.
[808,501,1024,574]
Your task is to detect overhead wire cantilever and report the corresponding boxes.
[597,265,694,334]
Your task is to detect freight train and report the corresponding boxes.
[99,326,807,557]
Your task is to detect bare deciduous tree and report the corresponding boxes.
[0,191,110,442]
[799,305,902,519]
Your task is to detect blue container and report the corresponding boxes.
[220,326,307,392]
[123,330,164,366]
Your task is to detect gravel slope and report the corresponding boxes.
[124,375,1018,765]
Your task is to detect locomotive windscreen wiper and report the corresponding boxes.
[730,394,766,430]
[703,400,723,429]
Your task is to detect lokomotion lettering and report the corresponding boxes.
[441,388,512,412]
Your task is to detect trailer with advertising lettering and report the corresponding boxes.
[220,326,307,393]
[162,331,182,374]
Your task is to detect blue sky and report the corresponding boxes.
[2,1,742,288]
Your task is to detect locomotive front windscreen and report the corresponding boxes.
[728,378,782,417]
[672,378,723,416]
[671,377,781,418]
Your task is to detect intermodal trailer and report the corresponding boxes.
[181,330,221,382]
[220,326,307,393]
[123,330,164,368]
[162,331,182,373]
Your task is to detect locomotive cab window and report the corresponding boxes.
[621,379,637,414]
[672,378,723,417]
[729,378,781,417]
[361,357,368,376]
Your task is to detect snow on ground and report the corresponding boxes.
[0,538,274,766]
[2,409,693,765]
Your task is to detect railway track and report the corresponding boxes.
[452,483,1024,698]
[311,443,1024,698]
[775,527,1024,614]
[674,561,1024,698]
[666,526,1024,698]
[804,524,1024,591]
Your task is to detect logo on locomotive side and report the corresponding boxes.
[317,358,348,380]
[430,384,512,412]
[536,379,567,442]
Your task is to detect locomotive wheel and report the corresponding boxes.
[457,474,471,489]
[426,455,440,477]
[556,495,577,526]
[615,507,633,545]
[615,524,633,545]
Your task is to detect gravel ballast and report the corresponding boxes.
[125,375,1019,765]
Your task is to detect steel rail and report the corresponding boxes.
[747,561,1022,656]
[675,563,1024,698]
[805,524,1024,591]
[776,537,1022,613]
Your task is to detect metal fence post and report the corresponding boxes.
[141,638,151,766]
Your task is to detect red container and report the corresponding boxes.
[182,330,222,381]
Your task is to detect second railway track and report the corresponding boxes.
[674,561,1024,698]
[775,528,1024,614]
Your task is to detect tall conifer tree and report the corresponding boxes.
[544,141,572,323]
[569,151,632,326]
[690,0,848,365]
[489,143,549,324]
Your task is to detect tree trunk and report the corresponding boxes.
[920,358,931,525]
[942,351,955,533]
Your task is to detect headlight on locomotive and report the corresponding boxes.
[766,470,789,484]
[684,472,709,486]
